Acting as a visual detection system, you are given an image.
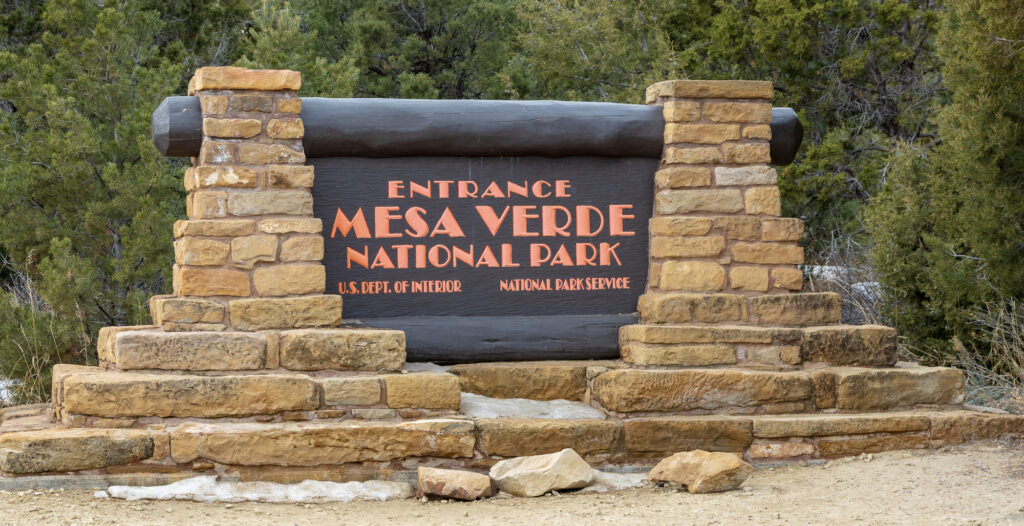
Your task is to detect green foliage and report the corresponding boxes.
[866,0,1024,355]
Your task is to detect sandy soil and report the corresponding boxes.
[1,441,1023,526]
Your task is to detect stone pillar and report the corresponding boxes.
[157,66,341,332]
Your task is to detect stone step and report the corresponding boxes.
[51,366,460,423]
[638,292,841,326]
[447,360,623,401]
[587,364,964,415]
[105,327,405,372]
[619,323,897,367]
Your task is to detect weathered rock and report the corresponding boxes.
[590,368,811,413]
[654,167,711,189]
[279,235,324,261]
[665,123,741,144]
[744,186,781,216]
[173,266,250,297]
[268,165,315,189]
[801,325,898,366]
[638,293,741,324]
[761,218,804,242]
[713,216,761,240]
[383,373,460,409]
[277,98,302,114]
[62,372,318,418]
[319,376,382,405]
[703,101,772,123]
[174,238,230,266]
[662,101,700,122]
[649,450,752,493]
[731,242,803,264]
[230,235,278,269]
[114,330,266,370]
[475,419,620,457]
[927,410,1024,445]
[257,217,322,234]
[192,66,301,91]
[722,143,771,164]
[97,325,156,363]
[831,366,965,410]
[646,80,773,101]
[747,441,815,459]
[747,294,841,327]
[278,328,405,371]
[416,467,493,501]
[202,118,262,138]
[714,165,777,186]
[751,413,930,438]
[228,190,313,217]
[173,219,255,238]
[621,343,736,366]
[649,217,712,236]
[771,268,803,290]
[252,264,325,296]
[266,118,304,139]
[150,297,225,325]
[620,324,785,345]
[656,189,744,215]
[447,361,594,401]
[489,448,594,497]
[0,428,152,474]
[229,295,342,331]
[650,236,726,258]
[817,435,929,457]
[623,416,752,455]
[659,261,726,291]
[169,419,475,465]
[729,266,769,291]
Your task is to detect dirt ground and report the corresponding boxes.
[1,441,1023,526]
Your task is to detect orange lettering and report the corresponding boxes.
[346,246,369,268]
[430,207,466,237]
[542,206,572,237]
[513,206,539,237]
[532,180,551,198]
[387,181,405,198]
[409,181,431,198]
[458,180,478,198]
[576,205,604,236]
[609,204,635,236]
[370,247,396,268]
[476,205,510,235]
[374,206,402,238]
[480,181,505,198]
[332,208,371,238]
[476,246,500,267]
[555,180,571,197]
[404,207,429,237]
[530,243,551,266]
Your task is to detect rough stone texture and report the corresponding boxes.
[662,101,700,122]
[665,123,741,144]
[278,328,405,371]
[320,376,382,405]
[188,191,228,218]
[277,98,302,113]
[448,362,591,401]
[384,373,461,409]
[715,165,777,186]
[252,265,325,296]
[258,218,323,234]
[591,368,810,413]
[417,467,493,501]
[621,343,736,366]
[665,146,722,164]
[228,190,313,217]
[771,268,804,291]
[761,218,804,242]
[649,217,713,236]
[198,142,234,165]
[280,235,324,262]
[489,448,594,498]
[169,419,474,466]
[174,219,255,238]
[192,67,301,91]
[229,295,342,331]
[660,261,726,291]
[703,102,772,123]
[231,235,278,269]
[475,419,620,457]
[638,293,741,323]
[200,95,227,114]
[237,143,305,165]
[150,297,225,325]
[0,429,152,474]
[713,216,761,241]
[747,442,815,459]
[623,416,752,454]
[174,238,230,266]
[747,293,842,326]
[832,366,966,410]
[266,118,304,139]
[620,324,780,345]
[114,330,265,370]
[62,372,318,418]
[656,189,744,215]
[646,80,773,101]
[268,165,315,188]
[729,266,769,291]
[809,370,837,409]
[731,243,804,265]
[801,325,897,366]
[742,125,772,140]
[648,450,753,494]
[927,411,1024,446]
[817,435,929,457]
[192,166,259,189]
[173,266,250,297]
[744,186,781,216]
[654,166,711,188]
[751,414,931,438]
[97,325,156,363]
[228,94,274,113]
[722,143,771,164]
[202,118,261,139]
[650,236,725,258]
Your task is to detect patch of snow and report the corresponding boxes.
[578,470,648,493]
[97,476,414,503]
[460,392,606,420]
[404,362,449,372]
[803,265,846,281]
[0,380,12,404]
[850,281,880,299]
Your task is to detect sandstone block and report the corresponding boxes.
[648,450,752,494]
[817,435,928,457]
[751,413,930,438]
[622,343,736,367]
[174,266,250,297]
[662,101,700,122]
[744,186,781,216]
[237,143,305,164]
[623,417,752,454]
[649,262,661,287]
[731,243,803,264]
[174,237,230,266]
[703,102,772,123]
[417,467,493,501]
[199,141,234,164]
[150,297,224,325]
[722,143,771,164]
[591,368,810,413]
[258,217,323,234]
[665,146,722,164]
[280,235,324,262]
[0,429,152,474]
[227,190,313,217]
[660,261,726,291]
[714,165,777,186]
[320,376,382,405]
[771,268,803,291]
[192,166,259,189]
[169,419,475,466]
[729,266,769,292]
[267,118,304,139]
[761,218,804,242]
[712,216,761,241]
[927,411,1024,446]
[809,369,837,409]
[654,166,711,188]
[63,372,318,418]
[200,95,227,115]
[475,419,619,457]
[174,219,255,238]
[656,189,744,215]
[651,236,725,258]
[448,362,592,401]
[229,295,342,331]
[747,293,841,326]
[645,80,773,101]
[639,293,741,323]
[742,125,772,139]
[188,191,228,219]
[97,325,156,363]
[620,324,782,345]
[114,330,266,370]
[231,235,278,269]
[253,264,325,296]
[832,366,965,410]
[489,448,593,497]
[801,325,897,365]
[384,373,460,409]
[649,217,712,236]
[203,118,262,138]
[352,408,397,420]
[747,442,814,459]
[278,328,405,371]
[229,94,274,113]
[276,98,302,114]
[192,66,301,91]
[665,123,741,144]
[268,165,315,188]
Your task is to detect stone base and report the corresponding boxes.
[638,292,842,326]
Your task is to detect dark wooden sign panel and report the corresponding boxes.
[311,156,656,319]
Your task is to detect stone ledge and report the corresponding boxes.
[448,361,621,401]
[229,295,342,331]
[279,328,405,371]
[474,418,620,457]
[383,373,460,409]
[192,66,301,92]
[0,428,152,474]
[623,416,752,455]
[114,330,265,370]
[646,80,773,102]
[827,366,966,410]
